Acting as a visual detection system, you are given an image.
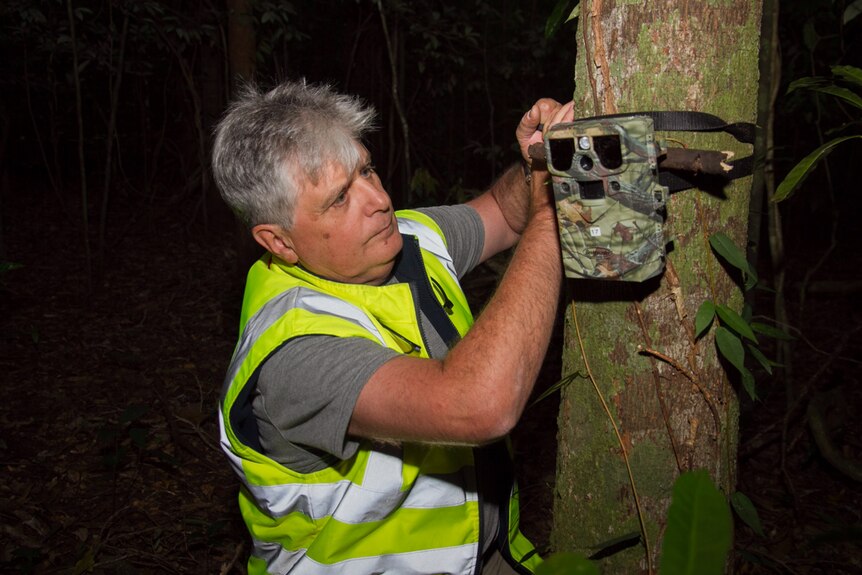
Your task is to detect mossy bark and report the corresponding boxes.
[551,1,762,573]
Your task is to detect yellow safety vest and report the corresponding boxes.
[219,210,541,574]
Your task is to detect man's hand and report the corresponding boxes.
[468,99,575,261]
[516,98,570,168]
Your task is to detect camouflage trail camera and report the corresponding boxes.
[541,112,756,282]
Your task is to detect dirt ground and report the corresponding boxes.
[1,186,859,574]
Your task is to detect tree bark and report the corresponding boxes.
[552,1,763,573]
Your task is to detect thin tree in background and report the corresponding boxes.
[67,0,92,291]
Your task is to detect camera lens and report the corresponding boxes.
[579,155,594,171]
[593,135,623,169]
[549,138,575,171]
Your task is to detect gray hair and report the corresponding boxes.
[211,80,377,230]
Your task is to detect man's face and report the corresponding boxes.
[284,145,402,285]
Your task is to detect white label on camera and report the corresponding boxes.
[589,227,602,237]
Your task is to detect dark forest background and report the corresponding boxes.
[0,0,860,573]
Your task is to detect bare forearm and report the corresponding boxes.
[442,195,562,437]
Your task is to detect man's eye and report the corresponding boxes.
[333,190,348,205]
[361,164,376,177]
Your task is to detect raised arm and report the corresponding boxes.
[350,100,575,445]
[468,99,574,263]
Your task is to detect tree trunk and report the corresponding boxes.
[225,0,262,291]
[227,0,256,91]
[552,1,763,573]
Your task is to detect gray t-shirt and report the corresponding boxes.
[253,204,485,472]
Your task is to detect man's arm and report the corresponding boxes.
[468,99,574,263]
[349,100,574,445]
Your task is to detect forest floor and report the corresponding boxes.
[1,187,860,574]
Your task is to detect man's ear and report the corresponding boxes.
[251,224,299,264]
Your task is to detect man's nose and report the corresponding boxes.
[358,178,390,211]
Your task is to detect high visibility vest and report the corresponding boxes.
[219,210,541,574]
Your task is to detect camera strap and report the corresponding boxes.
[580,110,757,193]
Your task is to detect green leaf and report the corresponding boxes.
[536,552,598,575]
[751,321,795,340]
[715,327,745,373]
[731,491,765,536]
[805,84,862,111]
[741,302,753,324]
[72,547,96,575]
[741,366,758,400]
[746,343,773,375]
[844,0,862,25]
[528,371,583,409]
[715,304,758,343]
[73,7,93,21]
[708,233,757,290]
[0,261,23,274]
[802,18,819,52]
[774,135,862,202]
[694,301,716,339]
[786,75,828,94]
[716,331,758,400]
[709,233,746,270]
[832,65,862,90]
[589,531,641,556]
[544,0,580,39]
[659,470,732,575]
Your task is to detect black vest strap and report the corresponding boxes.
[393,234,461,349]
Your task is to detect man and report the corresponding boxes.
[213,79,573,574]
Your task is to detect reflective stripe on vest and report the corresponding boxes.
[396,215,459,283]
[254,539,478,575]
[222,286,387,398]
[232,447,477,522]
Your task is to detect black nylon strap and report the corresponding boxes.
[638,111,756,144]
[584,110,757,144]
[584,110,757,192]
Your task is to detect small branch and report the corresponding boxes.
[807,395,862,483]
[780,324,861,498]
[634,302,683,473]
[637,345,722,443]
[219,540,245,575]
[375,0,411,201]
[573,302,652,574]
[99,8,130,265]
[67,0,93,292]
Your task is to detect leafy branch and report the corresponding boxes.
[773,65,862,203]
[694,233,790,401]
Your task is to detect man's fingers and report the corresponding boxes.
[547,101,575,130]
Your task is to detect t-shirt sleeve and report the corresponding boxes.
[416,204,484,278]
[253,335,400,473]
